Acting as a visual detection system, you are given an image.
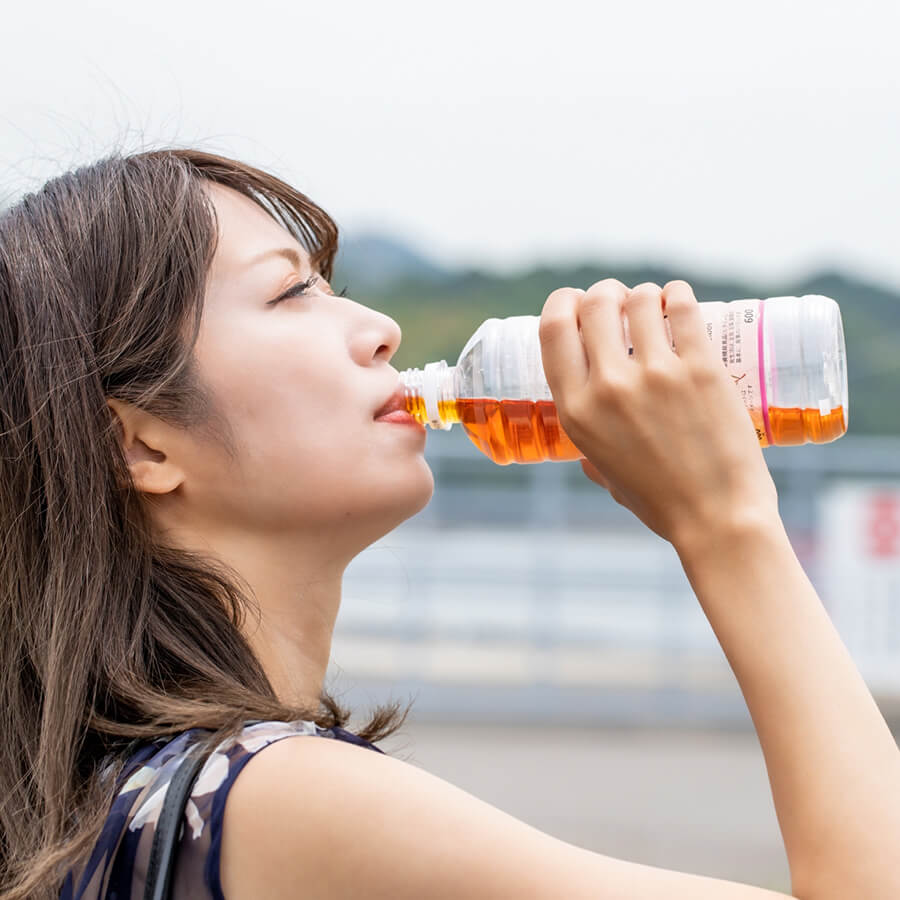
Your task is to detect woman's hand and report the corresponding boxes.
[538,279,780,551]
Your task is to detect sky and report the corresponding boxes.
[3,0,899,290]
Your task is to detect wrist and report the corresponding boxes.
[672,505,788,572]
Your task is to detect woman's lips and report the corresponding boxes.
[375,409,424,427]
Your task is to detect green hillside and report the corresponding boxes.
[334,243,900,437]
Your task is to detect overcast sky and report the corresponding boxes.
[3,0,899,290]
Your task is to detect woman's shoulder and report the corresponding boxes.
[217,725,796,900]
[62,719,382,900]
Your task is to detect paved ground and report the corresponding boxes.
[378,721,791,893]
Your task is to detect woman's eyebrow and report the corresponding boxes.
[245,247,306,271]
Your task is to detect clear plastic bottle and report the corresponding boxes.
[399,295,849,465]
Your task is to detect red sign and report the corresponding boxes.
[866,493,900,559]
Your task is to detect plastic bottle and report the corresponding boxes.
[399,295,849,465]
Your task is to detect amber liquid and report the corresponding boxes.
[406,395,846,465]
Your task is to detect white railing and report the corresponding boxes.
[331,433,900,723]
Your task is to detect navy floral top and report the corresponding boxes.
[59,719,384,899]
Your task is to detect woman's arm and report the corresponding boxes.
[537,277,900,897]
[674,512,900,899]
[220,732,797,899]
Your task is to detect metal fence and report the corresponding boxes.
[331,431,900,725]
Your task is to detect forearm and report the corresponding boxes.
[675,515,900,899]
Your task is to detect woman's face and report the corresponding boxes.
[160,183,434,562]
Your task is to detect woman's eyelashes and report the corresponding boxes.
[267,276,350,306]
[267,275,320,306]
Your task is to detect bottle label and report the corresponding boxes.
[622,299,772,446]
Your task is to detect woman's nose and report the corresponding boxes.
[372,312,402,363]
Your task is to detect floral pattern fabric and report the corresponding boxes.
[60,719,384,900]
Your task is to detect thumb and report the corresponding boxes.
[580,458,610,490]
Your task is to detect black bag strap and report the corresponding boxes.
[143,741,213,900]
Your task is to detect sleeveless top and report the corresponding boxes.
[59,719,384,900]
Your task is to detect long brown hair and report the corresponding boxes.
[0,148,411,899]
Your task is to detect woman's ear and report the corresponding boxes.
[106,398,185,495]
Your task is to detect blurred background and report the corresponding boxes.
[4,0,899,892]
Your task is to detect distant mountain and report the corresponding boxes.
[333,233,450,293]
[333,233,900,436]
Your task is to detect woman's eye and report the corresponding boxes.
[267,275,319,306]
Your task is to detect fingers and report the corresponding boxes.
[624,283,674,362]
[539,287,589,402]
[542,279,712,404]
[660,280,718,367]
[576,279,629,377]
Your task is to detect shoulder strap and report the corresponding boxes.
[143,741,213,900]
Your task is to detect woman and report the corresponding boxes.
[0,148,896,899]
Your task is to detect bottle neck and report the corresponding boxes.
[399,361,459,430]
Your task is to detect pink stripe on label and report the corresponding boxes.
[757,299,773,445]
